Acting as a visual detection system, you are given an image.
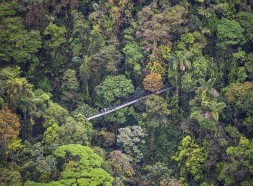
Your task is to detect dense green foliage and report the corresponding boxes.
[0,0,253,185]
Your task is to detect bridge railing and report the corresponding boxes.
[86,86,175,121]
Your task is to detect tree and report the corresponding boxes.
[43,22,68,89]
[107,0,133,32]
[176,31,207,54]
[0,108,21,160]
[0,17,42,64]
[71,103,98,118]
[104,106,135,125]
[143,72,164,92]
[4,78,34,139]
[167,51,192,95]
[216,18,245,49]
[225,82,253,114]
[93,45,122,75]
[95,130,116,148]
[217,136,253,185]
[146,61,166,76]
[189,79,225,131]
[44,23,66,49]
[123,42,143,76]
[61,69,79,110]
[137,95,172,165]
[58,114,93,146]
[86,25,105,56]
[45,102,68,125]
[0,65,21,104]
[5,78,33,108]
[24,3,48,32]
[139,95,171,129]
[81,44,122,100]
[201,100,226,121]
[95,75,135,131]
[43,118,60,149]
[224,82,253,135]
[5,81,50,139]
[140,163,174,186]
[136,3,187,52]
[236,12,253,43]
[189,78,219,110]
[88,3,114,37]
[117,125,147,163]
[172,136,208,184]
[70,10,90,58]
[122,28,143,83]
[32,89,51,116]
[16,141,58,183]
[25,144,114,185]
[79,25,105,95]
[1,0,253,185]
[0,2,17,19]
[0,167,22,186]
[96,75,134,105]
[195,78,219,99]
[145,95,170,117]
[107,150,134,181]
[171,32,208,92]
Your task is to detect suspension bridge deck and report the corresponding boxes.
[86,87,174,121]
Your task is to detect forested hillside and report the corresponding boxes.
[0,0,253,185]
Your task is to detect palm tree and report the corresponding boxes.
[196,78,219,100]
[190,78,219,108]
[167,51,192,95]
[202,100,226,121]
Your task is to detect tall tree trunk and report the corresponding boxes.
[176,70,179,96]
[22,112,27,140]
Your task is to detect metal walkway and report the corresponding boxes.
[86,87,174,121]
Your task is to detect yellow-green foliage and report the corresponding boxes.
[25,144,113,186]
[172,136,208,183]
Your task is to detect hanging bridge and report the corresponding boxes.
[86,87,175,121]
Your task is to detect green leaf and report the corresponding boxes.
[206,78,216,89]
[211,111,219,121]
[201,91,206,101]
